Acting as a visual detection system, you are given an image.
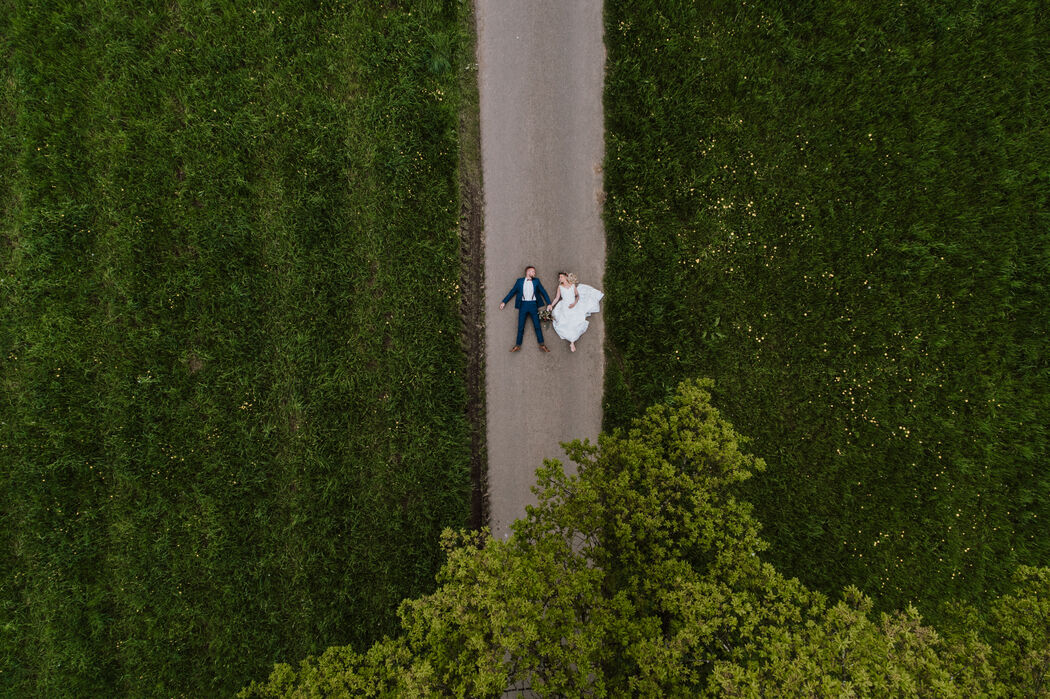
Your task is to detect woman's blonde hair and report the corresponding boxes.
[566,272,578,285]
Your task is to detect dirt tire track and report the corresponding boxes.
[458,0,487,531]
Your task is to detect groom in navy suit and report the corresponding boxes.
[500,265,552,352]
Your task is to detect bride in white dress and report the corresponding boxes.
[546,272,604,352]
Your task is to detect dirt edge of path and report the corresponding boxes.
[457,0,487,531]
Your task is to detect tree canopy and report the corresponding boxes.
[243,379,1049,697]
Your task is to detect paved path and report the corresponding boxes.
[476,0,606,540]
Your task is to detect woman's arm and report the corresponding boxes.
[548,287,561,310]
[569,285,579,308]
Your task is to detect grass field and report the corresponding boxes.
[602,0,1049,620]
[0,1,472,695]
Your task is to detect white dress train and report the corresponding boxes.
[552,283,604,343]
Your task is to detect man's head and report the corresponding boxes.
[524,266,536,279]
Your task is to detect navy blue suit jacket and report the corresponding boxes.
[502,277,552,309]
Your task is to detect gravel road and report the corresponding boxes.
[476,0,606,539]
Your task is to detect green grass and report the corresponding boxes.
[1,1,472,695]
[603,0,1049,620]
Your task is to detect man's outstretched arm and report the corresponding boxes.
[500,280,518,309]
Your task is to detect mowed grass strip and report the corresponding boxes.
[1,1,470,695]
[603,0,1049,619]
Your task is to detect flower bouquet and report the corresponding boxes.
[538,305,552,327]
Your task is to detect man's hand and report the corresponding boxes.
[499,302,505,310]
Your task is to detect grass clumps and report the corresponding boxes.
[602,0,1049,620]
[1,2,472,695]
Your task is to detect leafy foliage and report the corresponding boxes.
[0,1,472,695]
[243,380,1050,696]
[602,0,1050,618]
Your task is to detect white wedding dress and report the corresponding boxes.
[552,283,604,343]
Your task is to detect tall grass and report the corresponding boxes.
[1,1,472,695]
[603,0,1049,620]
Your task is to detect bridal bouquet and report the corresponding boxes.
[538,306,552,324]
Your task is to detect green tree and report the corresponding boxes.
[242,379,1049,697]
